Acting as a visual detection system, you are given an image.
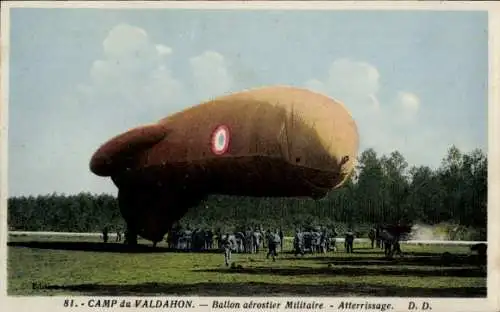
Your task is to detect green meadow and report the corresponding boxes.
[7,235,486,297]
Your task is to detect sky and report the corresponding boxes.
[7,8,488,197]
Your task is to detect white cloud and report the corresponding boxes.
[326,58,380,97]
[304,79,328,96]
[78,23,184,127]
[306,58,381,113]
[45,23,189,196]
[102,24,149,59]
[78,24,235,124]
[189,50,233,101]
[398,91,420,112]
[305,58,426,166]
[156,44,172,57]
[395,91,420,124]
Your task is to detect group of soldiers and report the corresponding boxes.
[291,223,410,258]
[101,222,412,263]
[220,229,283,265]
[101,226,123,243]
[292,226,339,256]
[166,226,284,253]
[162,226,284,265]
[166,228,216,251]
[368,223,411,257]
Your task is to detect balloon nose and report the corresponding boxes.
[89,123,168,176]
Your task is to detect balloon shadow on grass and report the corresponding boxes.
[196,265,486,278]
[289,254,484,267]
[7,241,223,254]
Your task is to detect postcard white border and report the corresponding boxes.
[1,1,499,312]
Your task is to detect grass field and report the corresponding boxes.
[7,235,486,297]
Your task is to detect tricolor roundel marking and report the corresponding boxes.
[210,125,231,155]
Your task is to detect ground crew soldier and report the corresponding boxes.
[278,228,285,252]
[116,228,122,242]
[102,226,109,243]
[293,230,305,256]
[267,230,280,261]
[319,231,328,254]
[376,226,382,249]
[206,229,214,249]
[470,243,487,268]
[380,228,394,257]
[393,221,404,256]
[471,243,487,257]
[393,238,402,255]
[221,233,232,267]
[368,227,376,249]
[279,228,284,252]
[345,228,355,253]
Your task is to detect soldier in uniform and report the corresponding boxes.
[215,228,223,249]
[345,228,355,253]
[390,221,405,257]
[116,227,122,242]
[470,242,487,268]
[267,230,281,261]
[319,230,328,254]
[368,227,376,249]
[252,230,262,254]
[376,225,382,249]
[380,227,397,257]
[471,242,487,257]
[206,229,214,250]
[329,226,338,252]
[221,233,232,267]
[279,228,284,252]
[262,229,269,249]
[293,230,305,256]
[393,238,402,255]
[245,227,254,253]
[102,226,109,243]
[152,238,160,248]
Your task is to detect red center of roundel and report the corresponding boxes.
[211,125,230,155]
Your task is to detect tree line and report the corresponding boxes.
[8,145,487,239]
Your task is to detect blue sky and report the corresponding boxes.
[7,9,488,197]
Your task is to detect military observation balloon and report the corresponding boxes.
[90,85,359,243]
